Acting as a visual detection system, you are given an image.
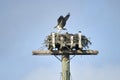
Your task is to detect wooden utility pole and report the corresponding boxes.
[62,54,70,80]
[32,21,98,80]
[33,46,98,80]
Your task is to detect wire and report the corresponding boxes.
[54,55,62,62]
[60,72,62,80]
[70,72,73,80]
[70,55,76,60]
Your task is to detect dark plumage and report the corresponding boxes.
[54,13,70,30]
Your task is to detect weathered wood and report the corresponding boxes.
[62,55,70,80]
[32,50,98,55]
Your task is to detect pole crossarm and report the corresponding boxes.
[32,50,98,55]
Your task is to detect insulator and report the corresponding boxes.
[52,32,55,48]
[70,35,73,48]
[78,32,82,49]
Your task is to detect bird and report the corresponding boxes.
[54,13,70,32]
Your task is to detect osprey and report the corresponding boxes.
[54,13,70,31]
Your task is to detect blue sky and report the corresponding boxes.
[0,0,120,80]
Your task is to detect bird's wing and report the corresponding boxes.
[57,16,64,24]
[64,13,70,21]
